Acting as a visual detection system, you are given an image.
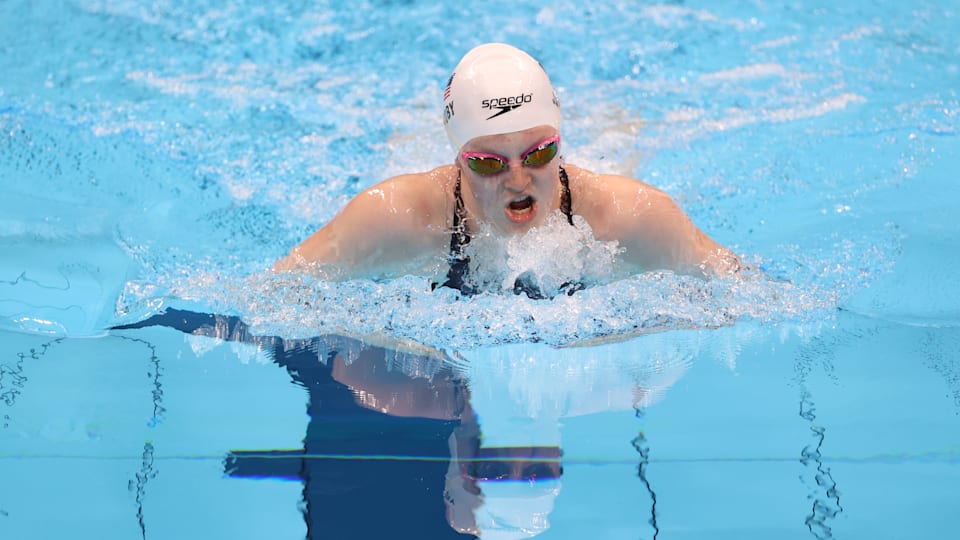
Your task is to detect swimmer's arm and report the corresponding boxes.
[273,175,445,279]
[595,175,741,278]
[330,348,465,420]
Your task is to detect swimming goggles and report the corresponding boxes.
[466,460,562,481]
[463,446,563,481]
[461,135,560,176]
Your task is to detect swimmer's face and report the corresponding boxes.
[458,125,562,234]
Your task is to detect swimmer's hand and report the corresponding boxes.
[271,249,354,284]
[272,253,299,274]
[701,247,745,279]
[273,248,337,278]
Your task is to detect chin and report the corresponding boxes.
[497,218,540,236]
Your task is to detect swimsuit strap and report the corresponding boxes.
[559,165,573,225]
[441,169,474,293]
[449,168,471,257]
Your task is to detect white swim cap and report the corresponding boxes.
[444,426,562,540]
[442,43,561,150]
[473,479,561,540]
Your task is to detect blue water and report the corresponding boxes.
[2,1,960,539]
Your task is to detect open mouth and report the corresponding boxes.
[505,195,537,224]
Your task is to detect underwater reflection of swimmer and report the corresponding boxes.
[444,413,563,539]
[115,309,566,539]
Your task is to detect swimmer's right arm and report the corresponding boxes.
[272,174,447,278]
[271,225,338,275]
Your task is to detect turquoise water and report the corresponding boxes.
[2,1,960,539]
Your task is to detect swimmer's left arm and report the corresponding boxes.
[588,174,741,278]
[628,184,741,278]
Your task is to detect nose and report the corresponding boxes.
[503,161,530,191]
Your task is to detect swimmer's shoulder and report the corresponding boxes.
[564,163,662,211]
[354,165,459,228]
[564,163,660,194]
[563,163,675,240]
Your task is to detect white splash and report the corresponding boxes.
[461,212,623,297]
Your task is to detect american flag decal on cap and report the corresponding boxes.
[444,73,454,100]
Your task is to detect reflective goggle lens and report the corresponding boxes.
[523,138,559,167]
[466,156,508,175]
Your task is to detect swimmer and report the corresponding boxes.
[274,43,741,294]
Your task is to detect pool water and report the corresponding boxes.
[2,1,959,539]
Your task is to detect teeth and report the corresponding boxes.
[508,195,534,211]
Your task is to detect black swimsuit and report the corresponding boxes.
[438,166,581,299]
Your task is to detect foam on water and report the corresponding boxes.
[113,225,892,350]
[453,213,623,296]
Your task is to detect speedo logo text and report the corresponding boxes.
[481,93,533,120]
